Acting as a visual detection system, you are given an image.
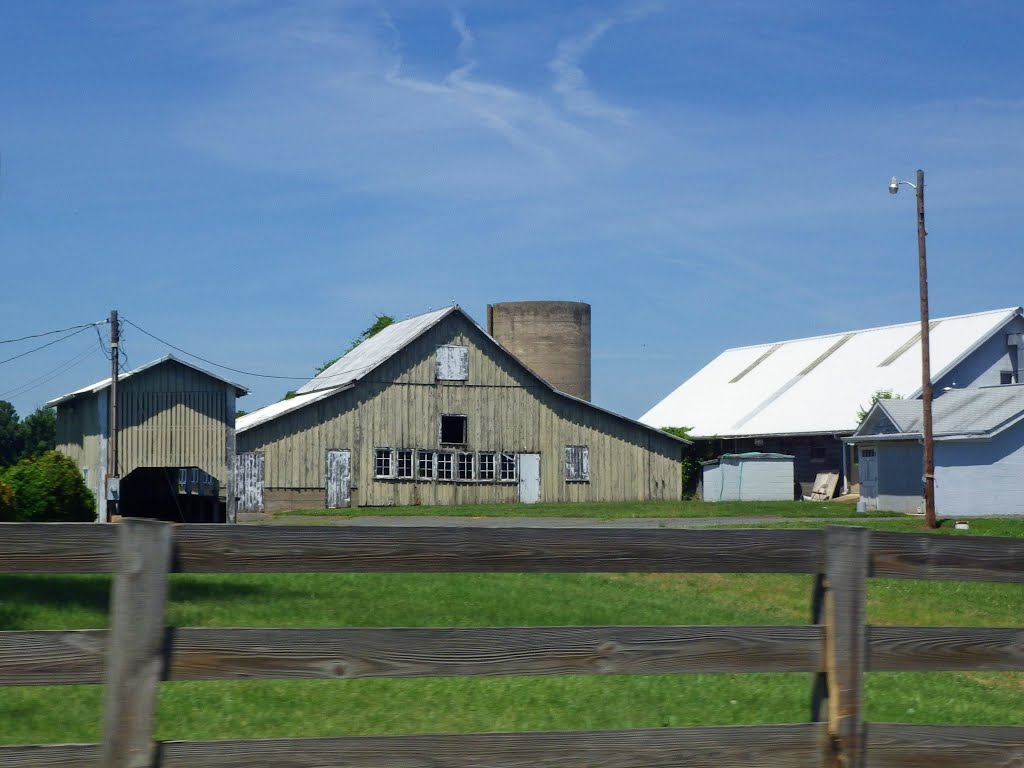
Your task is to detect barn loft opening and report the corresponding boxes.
[440,414,467,445]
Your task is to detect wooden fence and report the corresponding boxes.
[1,520,1022,768]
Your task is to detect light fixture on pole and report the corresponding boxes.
[889,170,936,529]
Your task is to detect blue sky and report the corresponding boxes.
[2,0,1023,420]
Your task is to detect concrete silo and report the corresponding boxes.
[487,301,592,401]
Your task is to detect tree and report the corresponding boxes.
[315,314,396,375]
[0,450,95,522]
[19,407,56,458]
[856,389,901,423]
[0,401,22,467]
[283,314,395,400]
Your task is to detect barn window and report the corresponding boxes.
[810,445,826,463]
[436,345,469,381]
[1001,370,1016,385]
[439,414,468,445]
[396,450,414,479]
[478,453,496,481]
[374,449,393,478]
[436,451,454,480]
[458,452,475,480]
[499,453,517,482]
[417,450,435,480]
[564,445,589,482]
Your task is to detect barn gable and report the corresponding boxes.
[236,306,685,511]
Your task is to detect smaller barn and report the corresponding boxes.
[701,453,795,502]
[849,385,1024,516]
[48,355,248,523]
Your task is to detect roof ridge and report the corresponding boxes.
[723,307,1020,352]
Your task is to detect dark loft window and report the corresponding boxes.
[440,414,468,445]
[1001,370,1016,385]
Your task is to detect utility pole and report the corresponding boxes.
[915,170,937,529]
[108,309,120,519]
[889,170,936,529]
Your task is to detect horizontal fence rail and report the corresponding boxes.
[3,523,1022,580]
[3,724,1023,768]
[4,625,1024,686]
[1,520,1022,768]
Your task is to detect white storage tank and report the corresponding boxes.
[702,452,795,502]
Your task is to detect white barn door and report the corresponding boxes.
[519,454,541,504]
[858,448,878,511]
[235,451,265,514]
[326,449,352,508]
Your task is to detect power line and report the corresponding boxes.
[120,316,310,381]
[0,320,106,345]
[0,341,100,400]
[0,325,93,367]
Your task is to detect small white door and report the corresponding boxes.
[326,449,352,508]
[519,454,541,504]
[858,447,878,511]
[235,452,265,514]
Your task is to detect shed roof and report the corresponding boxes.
[46,354,249,406]
[640,307,1022,438]
[853,385,1024,441]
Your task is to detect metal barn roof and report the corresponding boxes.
[640,307,1022,438]
[46,354,249,407]
[855,385,1024,440]
[296,307,456,395]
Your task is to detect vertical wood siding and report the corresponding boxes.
[238,315,682,507]
[55,362,237,498]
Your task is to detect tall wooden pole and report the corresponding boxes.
[916,171,937,529]
[109,309,120,486]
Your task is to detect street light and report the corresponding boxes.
[889,169,936,529]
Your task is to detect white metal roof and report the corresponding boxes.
[855,385,1024,440]
[46,354,249,407]
[640,307,1022,438]
[235,385,349,431]
[296,307,456,395]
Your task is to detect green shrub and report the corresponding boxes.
[1,451,95,522]
[0,481,14,521]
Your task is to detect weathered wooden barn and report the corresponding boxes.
[849,385,1024,516]
[641,307,1024,495]
[235,307,686,512]
[48,355,248,522]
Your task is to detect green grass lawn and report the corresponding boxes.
[279,498,895,519]
[2,518,1021,745]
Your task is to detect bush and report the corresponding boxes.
[0,481,14,521]
[0,451,95,522]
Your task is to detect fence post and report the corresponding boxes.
[100,519,174,768]
[822,526,869,768]
[809,572,828,722]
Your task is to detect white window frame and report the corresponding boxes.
[374,448,394,479]
[457,452,475,481]
[498,452,518,483]
[417,450,435,480]
[436,451,455,481]
[395,449,414,480]
[564,445,590,482]
[478,452,496,482]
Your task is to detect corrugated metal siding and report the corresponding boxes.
[238,315,681,507]
[115,362,234,484]
[55,394,103,507]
